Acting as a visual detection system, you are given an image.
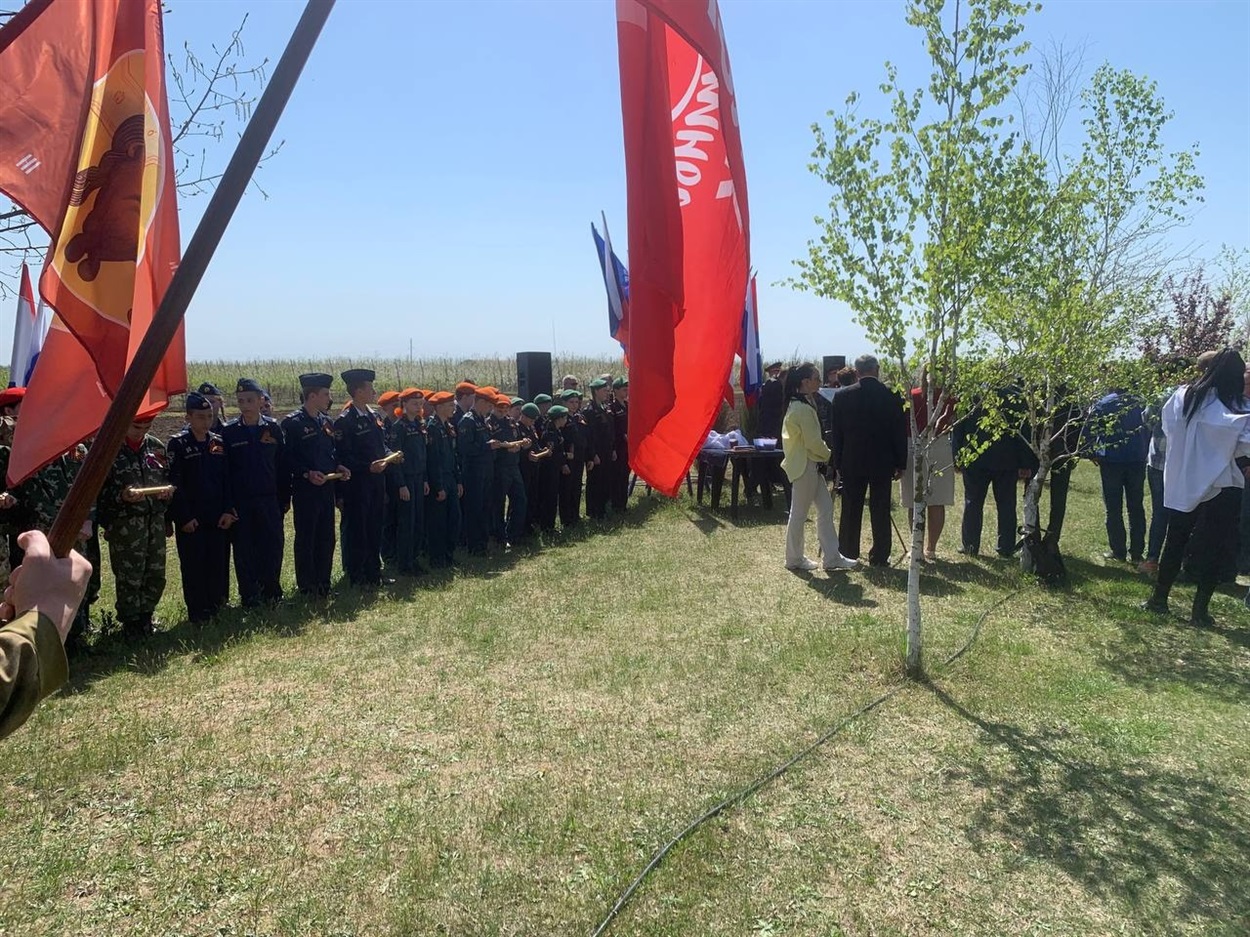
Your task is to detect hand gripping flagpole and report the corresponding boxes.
[46,0,336,558]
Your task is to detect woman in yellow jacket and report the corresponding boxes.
[781,363,858,571]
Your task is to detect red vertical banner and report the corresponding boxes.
[616,0,751,496]
[0,0,183,483]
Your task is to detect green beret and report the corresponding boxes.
[510,396,524,406]
[534,393,553,404]
[547,405,570,418]
[613,377,628,389]
[559,389,582,400]
[589,378,609,389]
[521,403,540,419]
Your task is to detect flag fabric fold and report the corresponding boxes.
[615,0,751,496]
[591,220,630,353]
[739,273,761,407]
[0,0,183,483]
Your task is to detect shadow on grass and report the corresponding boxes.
[803,573,878,608]
[930,682,1250,928]
[67,499,664,694]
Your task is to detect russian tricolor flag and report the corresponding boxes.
[8,263,50,388]
[739,273,762,406]
[592,216,629,353]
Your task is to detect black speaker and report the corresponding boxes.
[516,351,553,401]
[823,355,847,380]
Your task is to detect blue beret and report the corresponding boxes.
[341,368,376,384]
[236,378,264,394]
[185,392,212,412]
[197,382,222,397]
[299,372,333,390]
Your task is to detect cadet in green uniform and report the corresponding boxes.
[584,378,616,519]
[533,393,553,436]
[609,377,630,512]
[559,389,589,527]
[424,391,460,567]
[97,415,172,637]
[535,405,568,531]
[14,442,93,654]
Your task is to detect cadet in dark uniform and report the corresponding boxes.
[392,388,430,575]
[490,393,529,547]
[282,373,347,597]
[535,404,568,531]
[517,402,543,535]
[334,369,397,587]
[559,389,589,527]
[377,390,402,563]
[457,390,497,555]
[167,392,235,621]
[584,378,616,519]
[196,382,228,434]
[424,391,460,567]
[533,393,553,435]
[222,378,287,606]
[609,377,630,512]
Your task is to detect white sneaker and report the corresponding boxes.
[786,557,820,571]
[823,554,859,570]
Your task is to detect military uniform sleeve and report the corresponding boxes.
[334,413,359,474]
[0,610,68,740]
[282,416,310,480]
[166,437,191,526]
[272,420,291,511]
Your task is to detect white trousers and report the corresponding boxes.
[786,461,840,565]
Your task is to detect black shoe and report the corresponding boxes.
[1140,598,1169,615]
[1190,611,1216,628]
[957,545,978,556]
[1103,551,1127,562]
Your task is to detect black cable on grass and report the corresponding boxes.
[588,585,1022,937]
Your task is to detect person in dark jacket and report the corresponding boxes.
[559,390,589,527]
[953,385,1035,557]
[222,378,287,606]
[424,392,460,568]
[583,379,616,518]
[167,393,235,621]
[609,378,630,513]
[537,405,569,531]
[391,388,430,575]
[457,390,496,555]
[1085,387,1149,562]
[334,368,398,587]
[829,354,907,565]
[517,402,544,534]
[282,373,347,597]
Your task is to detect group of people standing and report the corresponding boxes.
[0,369,632,656]
[768,350,1250,627]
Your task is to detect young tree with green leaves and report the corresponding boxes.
[975,62,1204,574]
[792,0,1038,676]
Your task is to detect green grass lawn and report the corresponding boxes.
[2,465,1248,936]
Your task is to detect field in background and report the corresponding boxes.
[188,355,630,410]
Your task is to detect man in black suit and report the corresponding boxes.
[830,354,907,565]
[750,363,789,505]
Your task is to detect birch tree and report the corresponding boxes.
[792,0,1036,676]
[975,62,1204,573]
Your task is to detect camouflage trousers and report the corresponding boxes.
[106,514,167,623]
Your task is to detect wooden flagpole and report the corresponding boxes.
[47,0,336,557]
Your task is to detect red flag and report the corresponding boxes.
[616,0,750,496]
[0,0,184,483]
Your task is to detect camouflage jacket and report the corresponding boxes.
[14,443,89,536]
[98,435,169,533]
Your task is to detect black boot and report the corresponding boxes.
[1190,584,1216,628]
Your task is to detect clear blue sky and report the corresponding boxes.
[34,0,1250,362]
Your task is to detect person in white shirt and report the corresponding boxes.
[1143,349,1250,626]
[781,363,858,572]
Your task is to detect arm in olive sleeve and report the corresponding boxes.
[0,611,68,741]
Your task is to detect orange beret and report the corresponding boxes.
[455,381,477,395]
[428,391,454,405]
[377,390,400,406]
[399,387,424,400]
